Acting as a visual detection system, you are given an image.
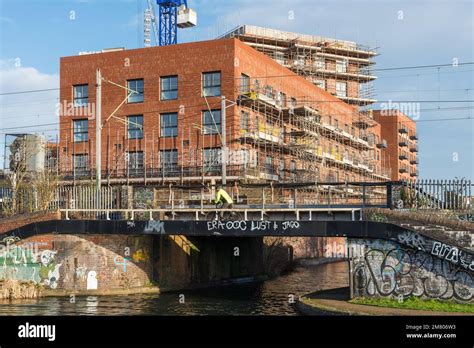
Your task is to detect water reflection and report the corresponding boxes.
[0,261,348,316]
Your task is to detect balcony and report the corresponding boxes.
[399,154,409,161]
[410,171,419,177]
[399,168,408,174]
[410,145,419,153]
[399,128,408,134]
[410,159,419,165]
[399,141,408,147]
[376,139,388,149]
[410,134,418,141]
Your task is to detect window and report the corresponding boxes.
[240,74,250,94]
[160,150,178,176]
[290,160,296,179]
[295,55,305,67]
[275,52,285,65]
[127,79,144,103]
[336,59,348,73]
[160,113,178,138]
[290,97,297,108]
[315,57,325,69]
[203,148,221,173]
[315,80,326,90]
[265,156,274,174]
[73,154,89,176]
[279,160,285,180]
[127,151,144,175]
[241,111,249,132]
[203,110,221,135]
[202,72,221,97]
[127,115,143,139]
[73,85,89,107]
[336,82,347,97]
[161,76,178,100]
[73,119,88,142]
[278,92,287,108]
[344,124,349,133]
[265,85,273,98]
[334,119,339,129]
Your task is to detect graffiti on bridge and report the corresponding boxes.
[396,232,474,272]
[0,243,62,289]
[349,239,474,303]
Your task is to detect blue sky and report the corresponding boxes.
[0,0,473,179]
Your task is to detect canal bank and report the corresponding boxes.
[0,261,349,315]
[296,288,474,316]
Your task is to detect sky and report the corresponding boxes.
[0,0,473,180]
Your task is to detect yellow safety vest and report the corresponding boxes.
[215,189,234,204]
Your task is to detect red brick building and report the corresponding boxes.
[59,38,392,186]
[373,110,418,180]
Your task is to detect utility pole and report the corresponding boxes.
[96,69,102,209]
[221,96,227,187]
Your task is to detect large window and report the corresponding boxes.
[127,115,143,139]
[161,76,178,100]
[336,59,348,73]
[127,151,144,175]
[240,74,250,94]
[73,154,89,176]
[73,119,88,142]
[160,113,178,138]
[73,85,89,107]
[202,72,221,97]
[202,110,221,135]
[336,82,347,97]
[127,79,144,103]
[160,150,178,176]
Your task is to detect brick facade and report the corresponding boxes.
[59,38,392,186]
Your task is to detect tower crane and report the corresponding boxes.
[147,0,197,47]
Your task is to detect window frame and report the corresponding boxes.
[240,74,250,94]
[127,79,144,103]
[202,109,222,135]
[73,84,89,107]
[202,71,221,97]
[160,112,178,138]
[126,151,144,173]
[73,153,89,176]
[160,75,178,101]
[336,59,348,73]
[336,81,347,97]
[73,119,89,143]
[127,115,144,140]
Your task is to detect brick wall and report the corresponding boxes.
[0,210,60,235]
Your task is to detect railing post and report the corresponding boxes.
[386,182,393,209]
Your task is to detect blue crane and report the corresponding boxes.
[156,0,197,46]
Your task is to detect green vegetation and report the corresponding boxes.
[351,296,474,313]
[369,212,388,223]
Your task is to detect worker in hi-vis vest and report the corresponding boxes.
[213,185,234,211]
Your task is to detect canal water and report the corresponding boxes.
[0,261,348,316]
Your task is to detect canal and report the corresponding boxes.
[0,261,348,316]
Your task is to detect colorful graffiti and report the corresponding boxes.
[0,244,61,289]
[349,239,474,303]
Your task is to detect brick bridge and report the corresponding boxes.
[1,208,473,303]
